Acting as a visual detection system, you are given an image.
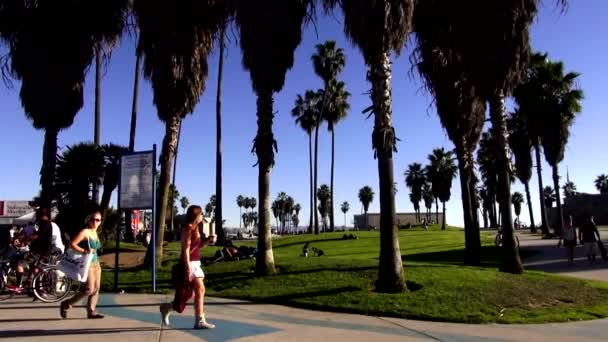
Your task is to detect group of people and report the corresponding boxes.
[559,215,604,265]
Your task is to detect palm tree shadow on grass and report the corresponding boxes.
[404,246,539,268]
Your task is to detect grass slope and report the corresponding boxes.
[101,226,608,324]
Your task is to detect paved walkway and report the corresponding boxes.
[2,231,608,342]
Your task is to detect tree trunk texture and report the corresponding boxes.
[92,46,102,204]
[370,52,406,293]
[308,134,313,233]
[490,93,523,274]
[169,121,182,236]
[483,210,489,229]
[435,198,439,224]
[442,201,446,231]
[145,116,181,266]
[124,48,141,243]
[524,182,536,233]
[535,144,551,235]
[215,26,226,245]
[313,122,320,235]
[456,146,481,265]
[552,165,565,236]
[254,90,276,275]
[40,128,59,207]
[329,129,335,232]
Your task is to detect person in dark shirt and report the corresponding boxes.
[579,216,601,263]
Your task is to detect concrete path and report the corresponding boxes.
[519,228,608,282]
[1,293,608,342]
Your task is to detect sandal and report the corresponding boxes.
[87,312,105,319]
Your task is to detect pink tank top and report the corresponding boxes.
[189,237,202,260]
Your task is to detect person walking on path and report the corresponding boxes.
[579,215,601,264]
[560,215,577,265]
[160,205,216,329]
[60,208,104,319]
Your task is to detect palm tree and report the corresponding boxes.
[435,151,458,231]
[317,185,331,232]
[562,181,577,199]
[412,6,486,263]
[358,186,374,231]
[340,201,349,227]
[508,111,536,232]
[235,0,313,275]
[292,90,320,233]
[236,195,244,228]
[404,163,426,222]
[595,175,608,194]
[511,192,524,225]
[538,56,583,236]
[134,0,229,264]
[169,121,182,235]
[312,40,347,233]
[422,183,434,223]
[477,132,499,228]
[544,186,556,208]
[100,144,129,212]
[180,196,189,214]
[0,1,126,206]
[324,0,413,293]
[215,20,229,245]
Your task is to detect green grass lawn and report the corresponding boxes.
[101,225,608,324]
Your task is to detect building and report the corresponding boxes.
[547,193,608,226]
[353,212,444,230]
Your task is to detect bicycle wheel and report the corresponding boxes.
[32,267,73,303]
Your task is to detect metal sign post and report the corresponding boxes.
[117,146,156,293]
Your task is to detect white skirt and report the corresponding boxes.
[189,260,205,281]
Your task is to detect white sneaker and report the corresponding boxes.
[194,315,215,329]
[159,303,171,326]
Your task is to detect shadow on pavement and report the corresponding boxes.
[0,327,159,339]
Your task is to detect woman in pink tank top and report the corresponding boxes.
[159,205,217,329]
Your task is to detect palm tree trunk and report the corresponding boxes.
[145,116,181,266]
[40,128,59,206]
[490,92,523,274]
[308,135,313,233]
[370,52,406,293]
[483,209,489,229]
[456,146,481,265]
[254,90,276,275]
[124,46,142,244]
[535,143,551,235]
[313,122,320,235]
[552,165,565,236]
[524,182,536,233]
[92,45,102,205]
[329,129,336,232]
[442,201,446,231]
[215,26,226,245]
[169,121,182,237]
[435,198,439,224]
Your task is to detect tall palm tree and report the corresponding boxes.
[180,196,189,213]
[434,151,458,231]
[100,144,129,212]
[324,0,413,292]
[538,57,583,236]
[134,0,228,263]
[404,163,426,222]
[508,110,536,232]
[358,186,374,231]
[511,192,524,226]
[322,80,350,232]
[214,21,228,245]
[235,0,313,275]
[312,40,347,233]
[236,195,244,228]
[317,185,331,232]
[422,183,434,223]
[595,175,608,194]
[424,165,440,224]
[0,1,126,207]
[562,181,577,199]
[292,90,320,234]
[477,132,499,228]
[412,4,485,263]
[340,201,349,227]
[544,186,556,208]
[169,121,182,235]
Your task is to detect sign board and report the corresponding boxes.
[119,151,155,210]
[0,201,34,217]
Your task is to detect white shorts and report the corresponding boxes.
[189,261,205,281]
[584,242,598,256]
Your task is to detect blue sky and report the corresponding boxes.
[0,2,606,228]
